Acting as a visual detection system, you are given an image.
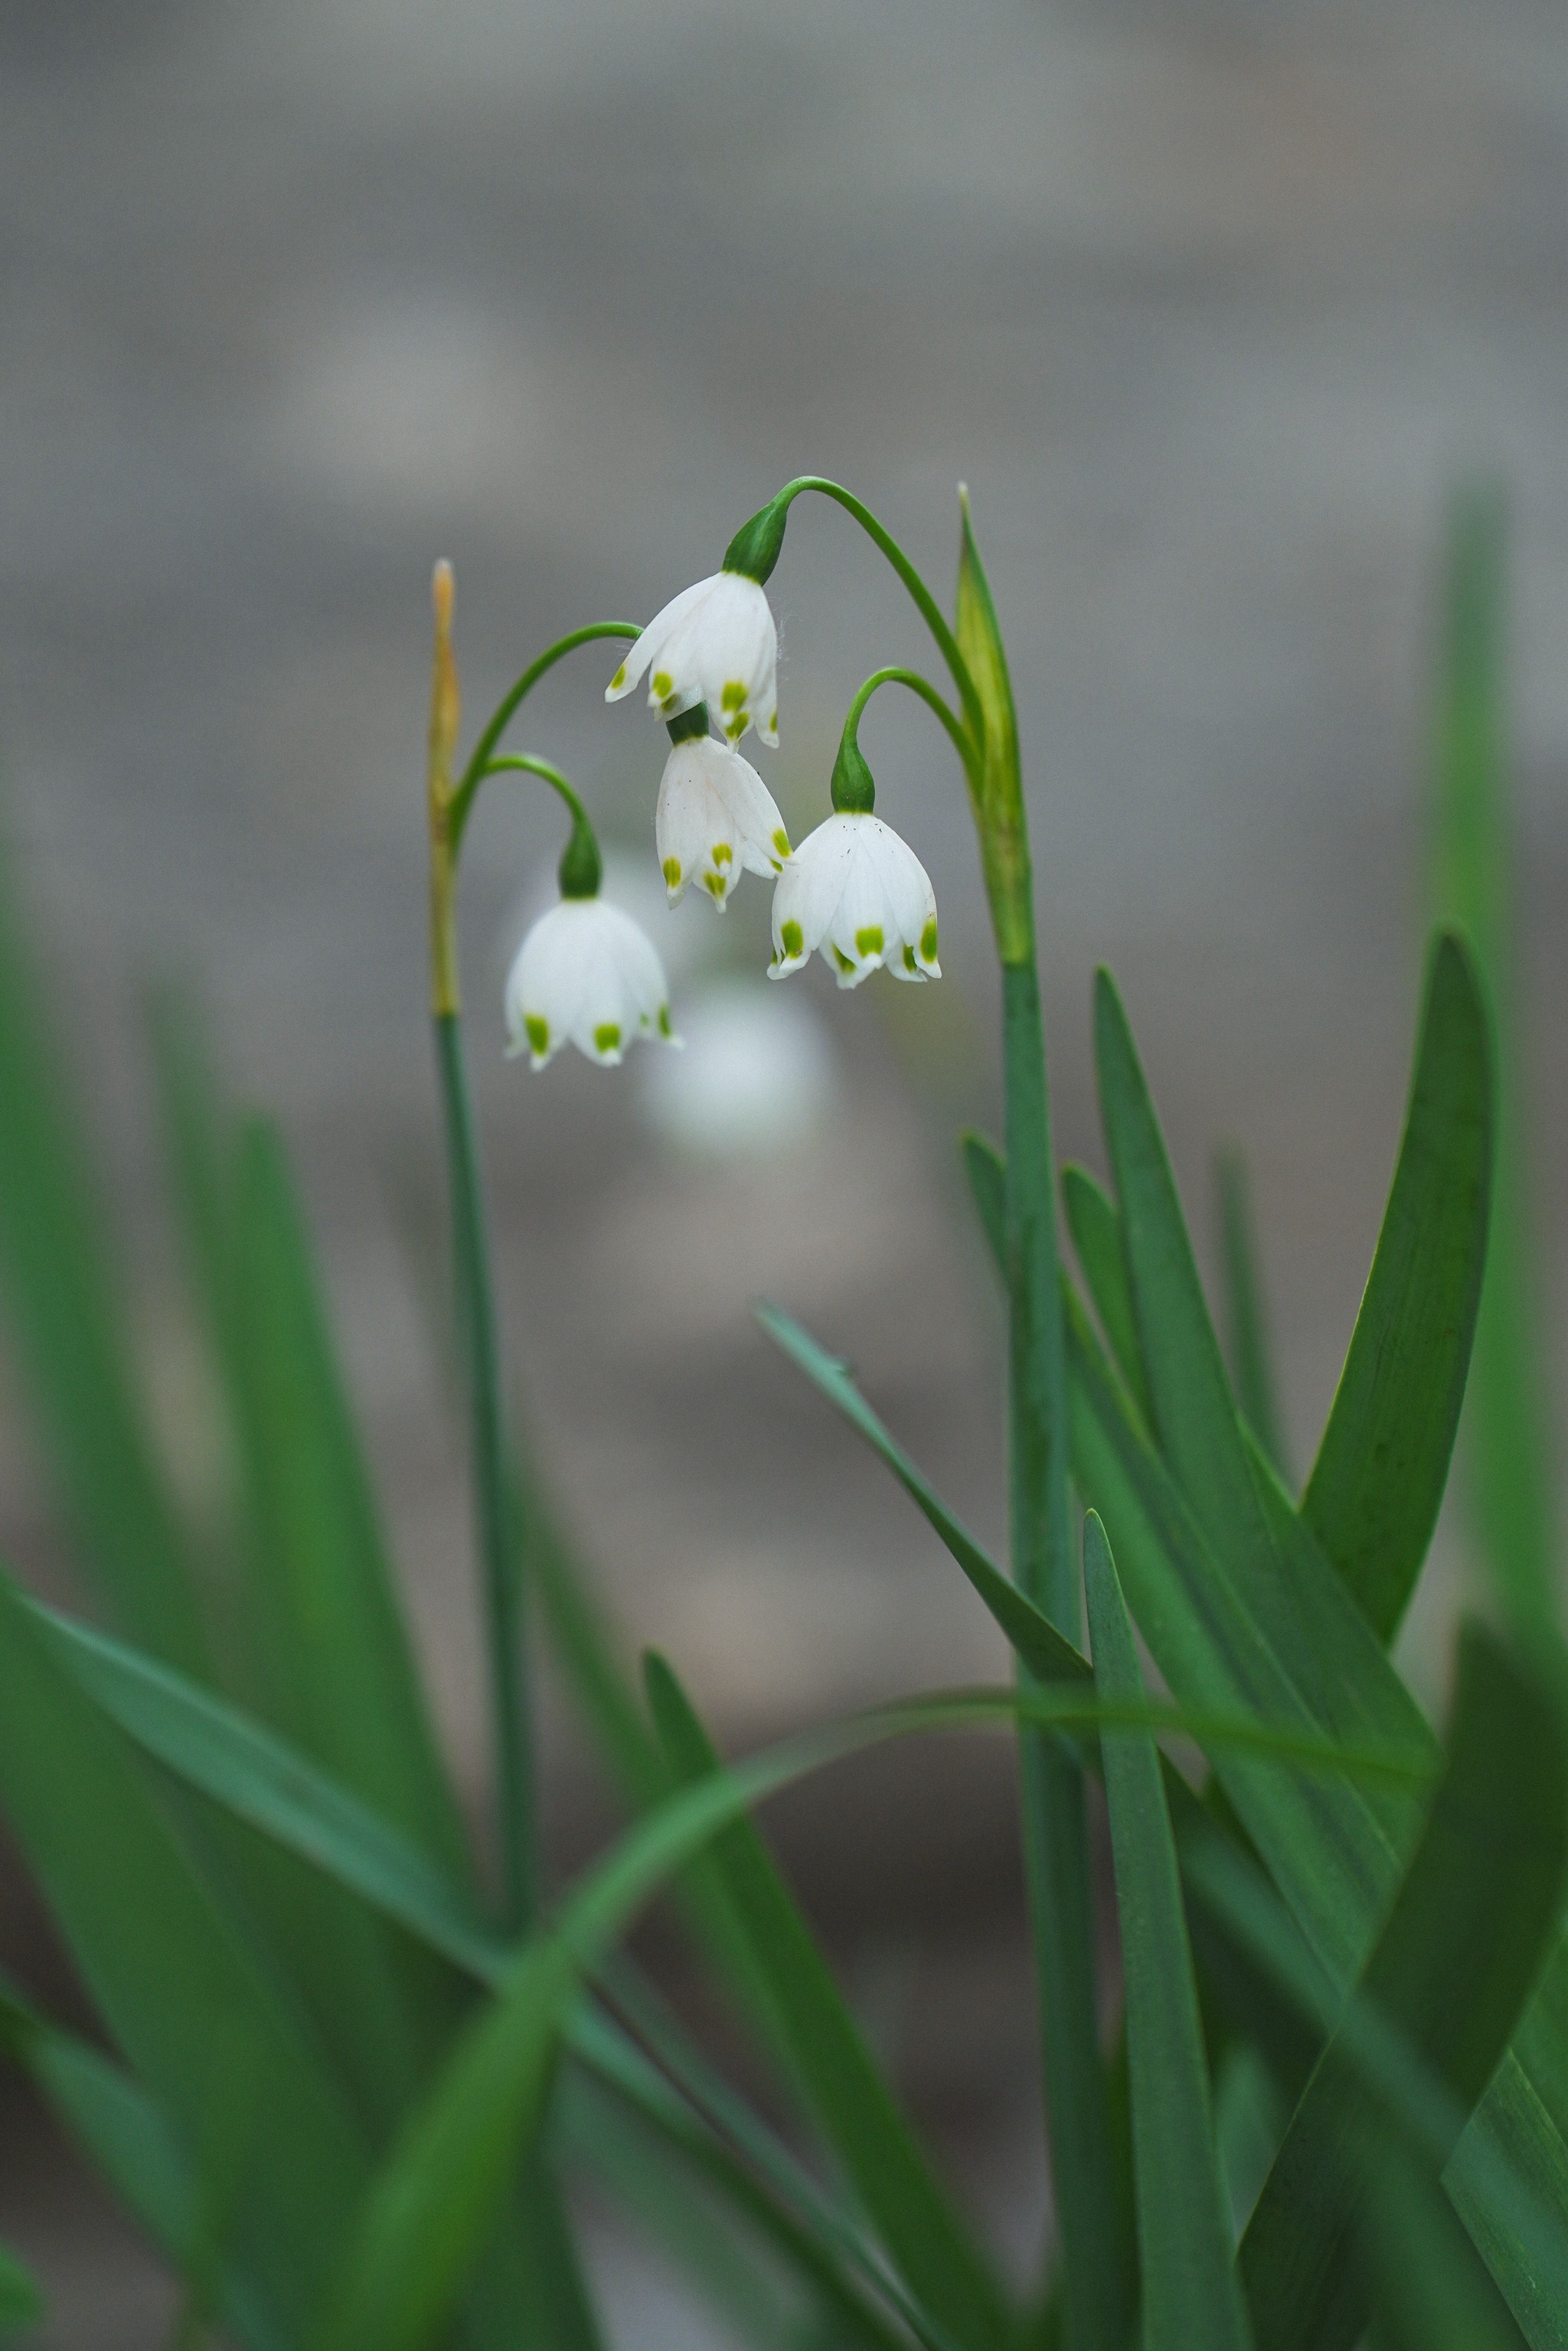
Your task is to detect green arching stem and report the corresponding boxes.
[449,621,640,856]
[735,479,986,763]
[433,1011,534,1930]
[839,666,972,773]
[478,755,603,898]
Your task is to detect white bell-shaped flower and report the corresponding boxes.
[505,896,680,1069]
[769,813,940,990]
[656,734,790,909]
[606,573,779,747]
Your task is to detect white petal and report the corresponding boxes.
[866,816,939,978]
[769,815,858,976]
[505,897,676,1068]
[605,576,716,704]
[822,828,895,987]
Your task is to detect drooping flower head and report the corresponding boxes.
[767,727,939,989]
[502,776,679,1069]
[505,897,678,1069]
[655,708,790,910]
[769,815,940,989]
[606,573,779,747]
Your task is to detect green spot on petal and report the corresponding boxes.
[593,1023,622,1055]
[662,856,681,888]
[703,872,725,899]
[658,1004,673,1038]
[610,664,627,690]
[903,944,917,972]
[524,1015,549,1056]
[772,828,790,859]
[711,841,733,866]
[652,670,673,699]
[854,925,884,958]
[833,945,856,975]
[780,919,803,958]
[920,916,939,962]
[720,680,746,712]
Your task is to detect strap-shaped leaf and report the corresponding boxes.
[1061,1161,1151,1424]
[0,1568,371,2345]
[644,1652,1013,2351]
[0,2245,42,2328]
[1240,1624,1568,2351]
[1299,934,1491,1642]
[0,851,205,1671]
[757,1303,1091,1690]
[1215,1148,1290,1484]
[1084,1513,1254,2351]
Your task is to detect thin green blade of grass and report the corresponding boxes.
[1299,934,1492,1644]
[0,1570,372,2346]
[756,1302,1091,1691]
[1060,1160,1152,1425]
[644,1650,1013,2351]
[1085,1510,1255,2351]
[1215,1148,1291,1486]
[1365,2153,1530,2351]
[1239,1624,1568,2351]
[0,844,206,1673]
[1429,487,1559,1632]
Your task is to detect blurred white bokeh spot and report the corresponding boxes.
[635,976,838,1158]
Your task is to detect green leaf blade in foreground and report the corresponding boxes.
[0,2245,43,2328]
[1299,933,1492,1644]
[1240,1623,1568,2351]
[1084,1511,1254,2351]
[1061,1161,1151,1425]
[644,1651,1012,2351]
[0,1567,371,2346]
[0,847,205,1673]
[1215,1148,1290,1484]
[1429,488,1559,1631]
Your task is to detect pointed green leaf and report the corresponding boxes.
[757,1302,1091,1690]
[0,853,205,1671]
[1429,487,1558,1631]
[643,1651,1012,2351]
[1240,1625,1568,2351]
[1300,935,1492,1642]
[0,1564,371,2344]
[960,1128,1007,1275]
[1062,1162,1152,1423]
[1085,1512,1253,2351]
[1215,1148,1290,1484]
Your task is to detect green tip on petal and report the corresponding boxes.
[524,1015,550,1057]
[854,925,884,958]
[593,1022,622,1056]
[662,856,682,889]
[779,919,804,959]
[658,1004,674,1038]
[772,828,790,860]
[610,663,627,691]
[920,915,939,962]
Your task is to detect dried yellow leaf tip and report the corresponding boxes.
[427,559,462,1016]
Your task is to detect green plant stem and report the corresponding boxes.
[449,622,639,853]
[763,480,985,753]
[435,1010,533,1931]
[841,666,972,769]
[1004,962,1129,2351]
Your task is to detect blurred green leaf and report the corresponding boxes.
[1429,487,1559,1631]
[757,1302,1090,1692]
[1061,1161,1152,1425]
[0,849,206,1671]
[1366,2153,1528,2351]
[643,1651,1013,2351]
[1240,1624,1568,2350]
[0,2245,42,2329]
[1300,935,1492,1644]
[1085,1511,1255,2351]
[0,1567,371,2346]
[1215,1149,1289,1486]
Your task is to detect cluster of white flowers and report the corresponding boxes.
[504,566,939,1071]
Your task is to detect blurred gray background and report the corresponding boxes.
[2,0,1568,2340]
